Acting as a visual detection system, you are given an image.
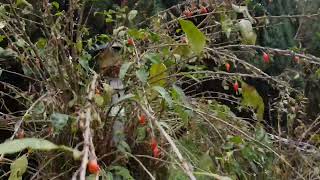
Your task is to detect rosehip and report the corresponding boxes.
[153,146,160,158]
[225,63,230,72]
[88,159,100,174]
[200,7,208,14]
[262,52,270,63]
[150,138,157,150]
[127,38,134,46]
[139,114,146,125]
[233,81,239,93]
[183,10,193,18]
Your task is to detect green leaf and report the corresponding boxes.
[136,127,146,141]
[119,62,133,80]
[50,113,69,132]
[152,86,173,108]
[109,166,134,180]
[128,10,138,22]
[136,69,149,84]
[94,94,104,107]
[16,0,32,7]
[179,19,206,54]
[9,155,28,180]
[35,38,47,49]
[240,81,264,121]
[149,63,167,87]
[143,53,161,64]
[51,1,59,9]
[172,84,189,105]
[79,53,92,72]
[221,14,233,38]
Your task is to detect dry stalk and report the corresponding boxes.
[72,73,98,180]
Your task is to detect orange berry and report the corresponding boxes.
[88,159,100,174]
[225,63,230,72]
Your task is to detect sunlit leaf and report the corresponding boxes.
[149,63,167,87]
[179,19,206,54]
[9,155,28,180]
[51,1,59,9]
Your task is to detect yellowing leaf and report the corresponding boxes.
[9,155,28,180]
[241,81,264,121]
[179,19,206,54]
[149,63,167,87]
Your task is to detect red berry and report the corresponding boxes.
[153,146,160,158]
[200,7,208,14]
[88,159,100,174]
[294,56,300,63]
[139,114,146,125]
[225,63,230,72]
[183,10,193,18]
[150,138,157,150]
[233,81,239,93]
[262,52,270,63]
[127,38,134,46]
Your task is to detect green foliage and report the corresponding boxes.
[179,20,206,54]
[0,138,81,160]
[9,155,28,180]
[149,63,167,87]
[109,166,134,180]
[50,113,69,132]
[240,81,265,121]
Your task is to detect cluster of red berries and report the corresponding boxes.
[183,6,208,18]
[138,114,160,158]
